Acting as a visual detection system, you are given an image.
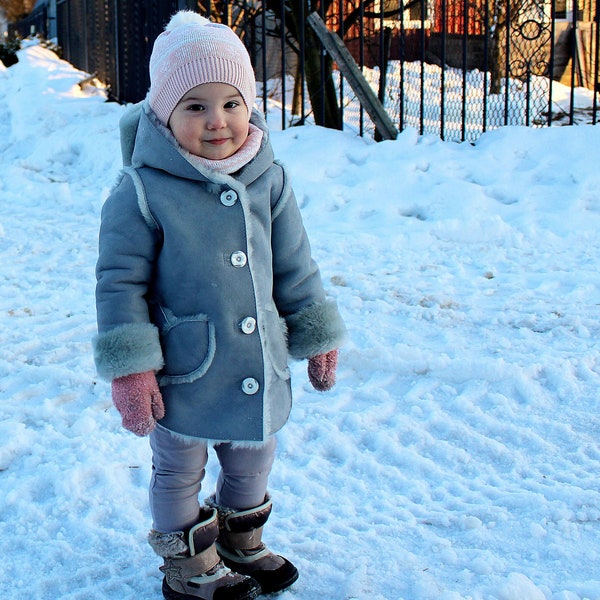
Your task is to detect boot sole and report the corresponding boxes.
[162,576,261,600]
[220,557,299,596]
[257,569,299,595]
[255,565,299,595]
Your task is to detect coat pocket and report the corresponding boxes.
[151,305,216,385]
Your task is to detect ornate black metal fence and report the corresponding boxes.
[7,0,600,142]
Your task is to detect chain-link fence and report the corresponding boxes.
[8,0,600,142]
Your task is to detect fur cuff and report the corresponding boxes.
[93,322,164,381]
[204,493,272,520]
[285,301,347,359]
[148,529,188,558]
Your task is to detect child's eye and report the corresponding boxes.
[224,100,240,109]
[187,103,205,112]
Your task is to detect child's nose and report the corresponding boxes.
[206,109,226,129]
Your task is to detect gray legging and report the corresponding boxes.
[149,424,277,533]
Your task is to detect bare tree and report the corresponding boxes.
[0,0,35,23]
[195,0,399,129]
[266,0,398,128]
[268,0,343,129]
[196,0,346,128]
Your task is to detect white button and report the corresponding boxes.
[242,378,259,395]
[231,251,247,267]
[220,190,238,206]
[240,317,257,334]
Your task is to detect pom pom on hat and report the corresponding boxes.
[164,10,210,30]
[148,11,256,125]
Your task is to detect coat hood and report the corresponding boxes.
[118,100,275,186]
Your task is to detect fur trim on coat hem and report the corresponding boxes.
[285,300,347,359]
[93,322,164,381]
[153,423,275,449]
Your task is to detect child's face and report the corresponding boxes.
[168,83,249,160]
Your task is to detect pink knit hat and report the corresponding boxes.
[148,11,256,125]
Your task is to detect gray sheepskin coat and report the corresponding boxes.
[94,102,346,442]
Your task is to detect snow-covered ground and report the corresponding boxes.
[1,43,599,600]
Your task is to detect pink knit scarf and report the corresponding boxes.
[187,123,264,174]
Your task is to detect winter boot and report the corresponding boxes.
[207,495,299,595]
[148,507,261,600]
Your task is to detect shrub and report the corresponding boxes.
[0,36,20,67]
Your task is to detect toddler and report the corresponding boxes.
[94,10,346,600]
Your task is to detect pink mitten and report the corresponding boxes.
[307,349,339,392]
[111,371,165,436]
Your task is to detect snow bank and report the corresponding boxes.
[1,43,599,600]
